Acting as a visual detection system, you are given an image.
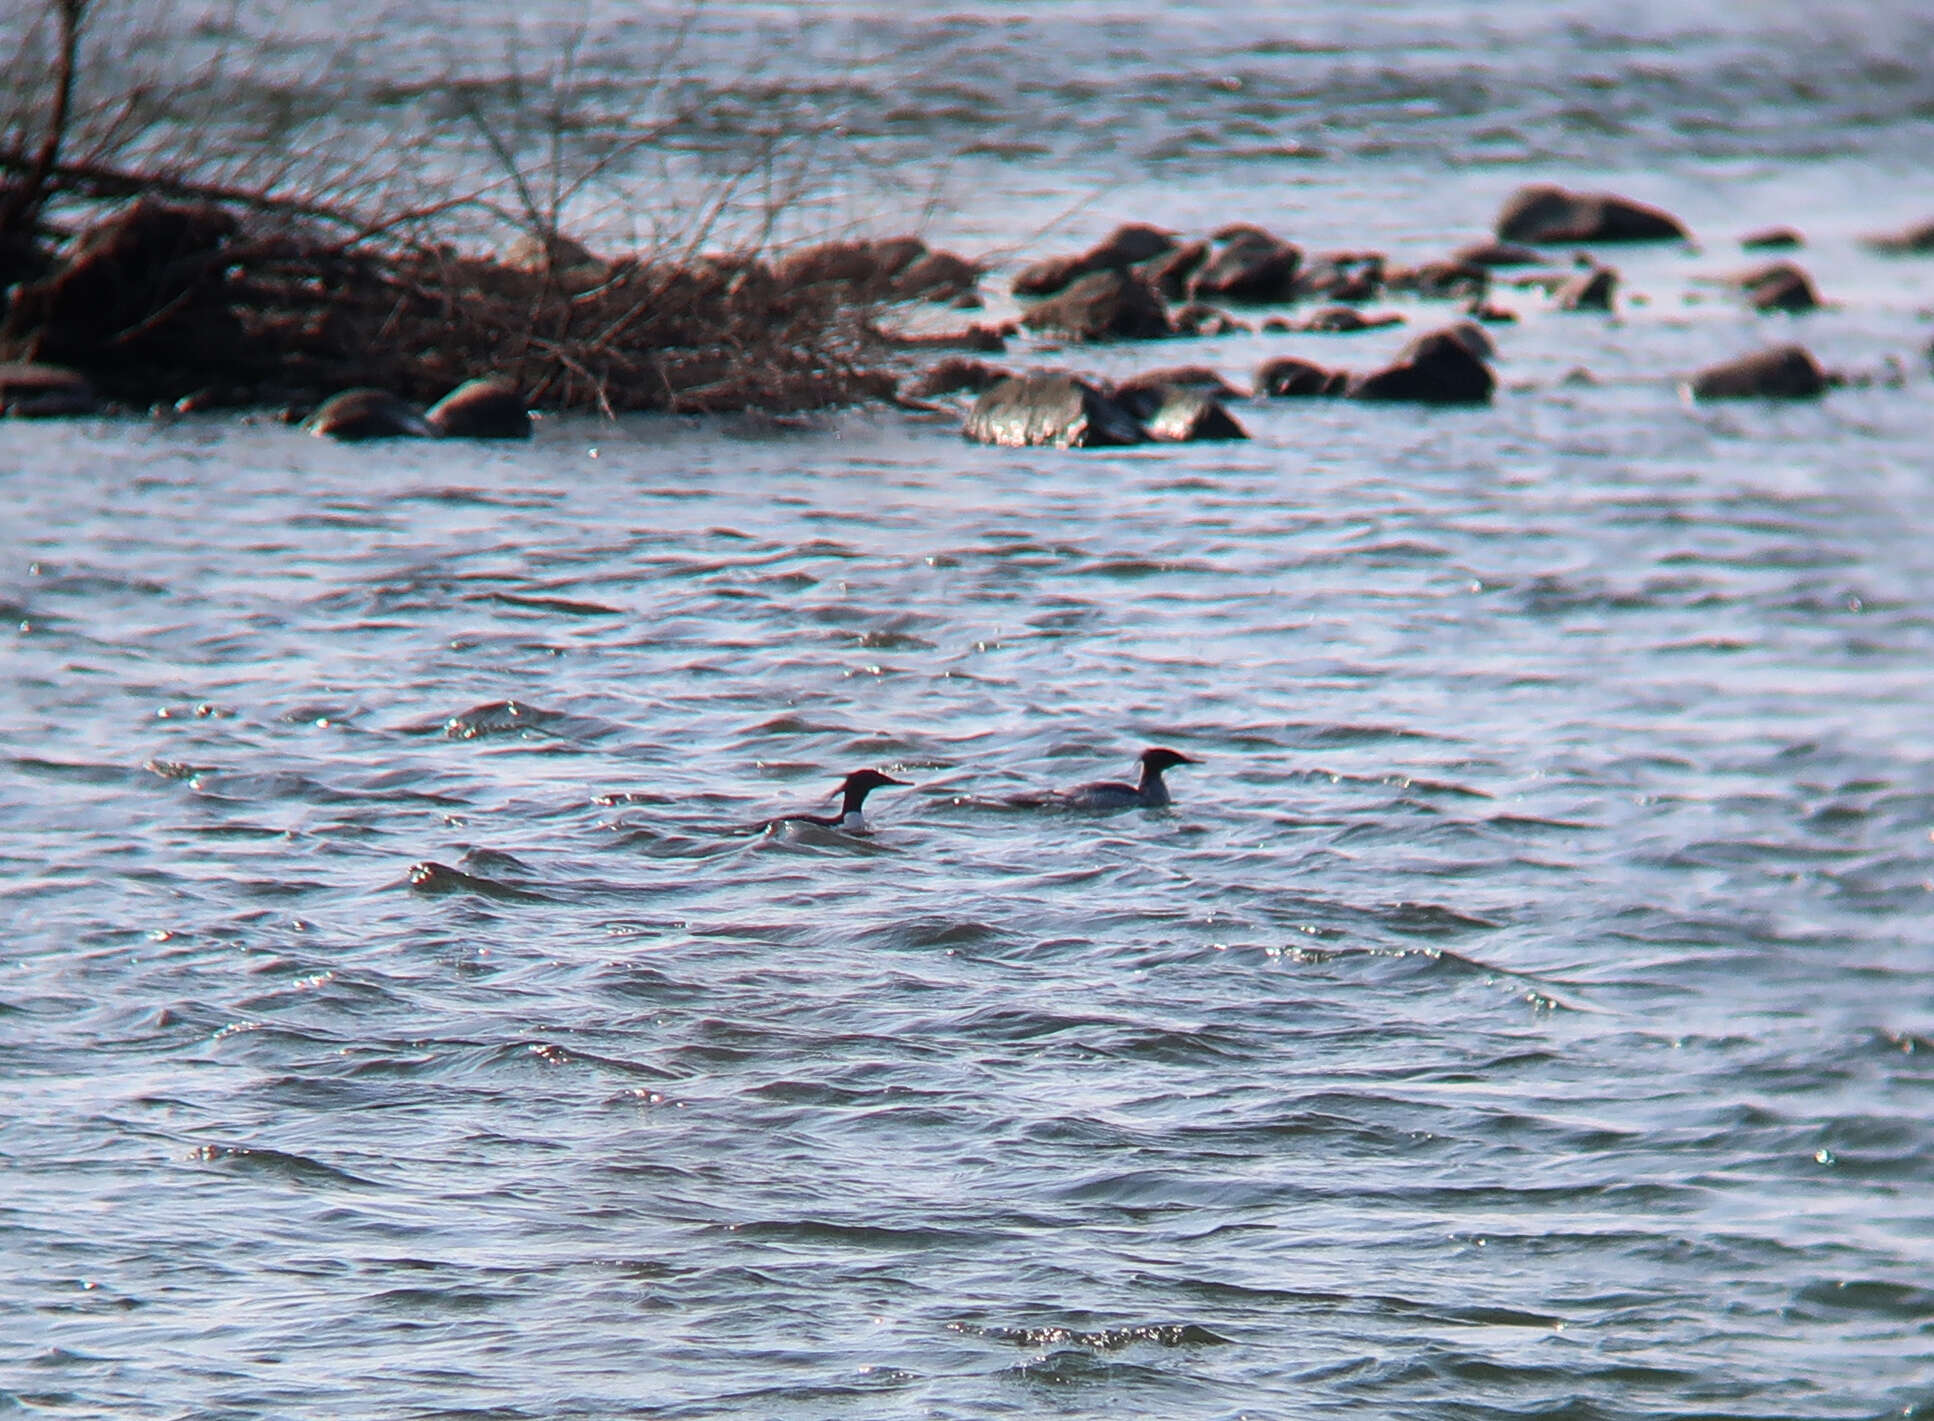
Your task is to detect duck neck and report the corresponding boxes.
[1137,763,1169,806]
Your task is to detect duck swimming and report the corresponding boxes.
[771,768,909,832]
[1010,746,1199,810]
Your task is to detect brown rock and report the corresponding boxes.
[1020,269,1171,342]
[1289,306,1404,333]
[1383,259,1488,300]
[1740,227,1804,250]
[1170,303,1249,337]
[1128,386,1249,441]
[426,378,531,439]
[1495,184,1690,244]
[1136,240,1209,301]
[1687,345,1826,399]
[891,250,980,301]
[1345,326,1495,404]
[1012,223,1177,298]
[1554,264,1618,312]
[903,357,1012,399]
[1114,366,1247,405]
[1453,239,1544,267]
[1733,261,1820,313]
[1255,356,1347,397]
[1190,231,1302,304]
[304,388,432,440]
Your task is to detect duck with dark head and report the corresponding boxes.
[1011,746,1199,811]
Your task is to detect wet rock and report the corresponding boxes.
[1292,252,1384,303]
[426,378,531,438]
[1740,226,1804,250]
[891,250,981,301]
[1453,239,1544,267]
[1286,305,1404,333]
[1170,302,1249,337]
[1135,240,1209,301]
[1114,366,1247,406]
[1383,259,1488,300]
[1862,219,1934,255]
[1255,356,1348,397]
[1189,229,1302,304]
[1495,184,1690,244]
[1122,385,1249,441]
[963,372,1147,448]
[1012,223,1176,297]
[1019,269,1170,342]
[1732,261,1821,313]
[0,362,98,417]
[903,356,1013,399]
[304,388,433,440]
[1465,300,1519,324]
[1553,263,1618,312]
[1345,325,1495,404]
[1686,345,1827,400]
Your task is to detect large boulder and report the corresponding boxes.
[304,388,433,440]
[1125,385,1249,441]
[1495,184,1690,244]
[1020,269,1170,342]
[426,378,531,438]
[1686,345,1826,400]
[963,373,1147,448]
[1189,229,1302,304]
[1345,325,1495,404]
[1012,223,1176,297]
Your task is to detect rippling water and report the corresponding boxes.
[7,2,1934,1417]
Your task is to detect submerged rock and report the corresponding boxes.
[0,362,98,417]
[304,388,433,440]
[1020,269,1171,342]
[1495,184,1690,244]
[1862,219,1934,255]
[426,378,531,438]
[1345,325,1495,404]
[1740,226,1804,250]
[1255,356,1348,397]
[1453,239,1544,267]
[1686,345,1827,400]
[1732,261,1821,313]
[1553,263,1618,312]
[963,373,1147,448]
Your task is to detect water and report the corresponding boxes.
[5,3,1934,1418]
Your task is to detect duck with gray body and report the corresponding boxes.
[1010,747,1199,811]
[772,769,909,832]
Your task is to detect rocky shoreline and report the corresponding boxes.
[2,179,1930,443]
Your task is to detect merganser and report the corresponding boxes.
[1011,746,1199,810]
[773,769,909,832]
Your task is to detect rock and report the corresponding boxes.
[1255,356,1348,397]
[1019,269,1170,342]
[771,238,907,288]
[1136,240,1210,301]
[1345,325,1495,404]
[963,373,1147,448]
[1123,385,1249,441]
[1732,261,1820,313]
[1465,300,1519,324]
[1114,366,1247,406]
[1862,219,1934,255]
[1740,226,1804,250]
[903,357,1013,399]
[1170,302,1249,336]
[892,250,980,301]
[1453,239,1544,267]
[0,362,98,417]
[1495,184,1690,244]
[1686,345,1827,400]
[1189,230,1302,304]
[1012,223,1176,297]
[1554,264,1617,312]
[1383,259,1488,300]
[426,378,531,438]
[1292,252,1384,303]
[1288,305,1404,333]
[304,388,433,440]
